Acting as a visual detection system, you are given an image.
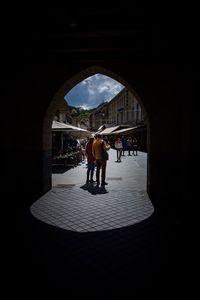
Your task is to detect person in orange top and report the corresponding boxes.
[92,134,110,186]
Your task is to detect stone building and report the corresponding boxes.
[89,87,145,130]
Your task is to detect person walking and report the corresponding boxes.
[114,137,123,162]
[121,135,127,156]
[92,134,110,186]
[132,137,138,156]
[127,137,133,156]
[85,137,96,183]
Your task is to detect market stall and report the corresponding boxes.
[52,121,92,167]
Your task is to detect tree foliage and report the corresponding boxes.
[68,105,91,122]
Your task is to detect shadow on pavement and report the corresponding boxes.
[80,183,109,194]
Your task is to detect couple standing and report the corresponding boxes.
[85,134,110,186]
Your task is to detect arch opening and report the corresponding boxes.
[43,65,150,189]
[31,65,153,232]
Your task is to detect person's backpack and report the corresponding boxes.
[101,142,109,160]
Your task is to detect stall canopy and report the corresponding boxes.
[99,125,134,135]
[112,124,146,135]
[52,121,92,137]
[97,126,121,135]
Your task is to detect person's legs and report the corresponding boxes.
[90,162,95,182]
[119,149,122,161]
[86,169,90,183]
[86,162,92,182]
[122,147,125,156]
[128,146,132,155]
[117,150,120,161]
[133,147,138,155]
[95,160,101,184]
[116,150,119,161]
[101,160,108,185]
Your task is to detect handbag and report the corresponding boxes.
[101,142,109,160]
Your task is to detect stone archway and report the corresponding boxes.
[42,65,150,196]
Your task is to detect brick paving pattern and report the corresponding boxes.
[31,149,154,232]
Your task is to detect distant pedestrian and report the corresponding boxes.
[121,135,127,156]
[127,137,133,156]
[114,137,123,162]
[85,137,96,183]
[132,137,138,156]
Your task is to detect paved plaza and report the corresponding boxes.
[31,149,154,232]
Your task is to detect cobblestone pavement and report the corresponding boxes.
[31,149,154,232]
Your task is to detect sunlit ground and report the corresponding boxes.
[31,150,154,232]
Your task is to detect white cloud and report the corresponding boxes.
[65,73,124,109]
[80,104,91,110]
[81,80,88,85]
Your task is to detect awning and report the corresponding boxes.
[98,126,121,135]
[112,124,146,135]
[52,121,76,131]
[52,121,92,137]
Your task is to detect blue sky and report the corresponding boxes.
[64,74,124,110]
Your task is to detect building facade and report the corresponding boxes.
[89,88,145,131]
